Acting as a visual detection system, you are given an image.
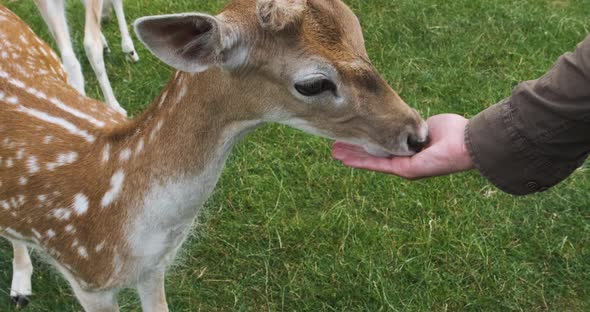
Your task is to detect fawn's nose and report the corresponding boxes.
[406,118,429,154]
[407,134,429,153]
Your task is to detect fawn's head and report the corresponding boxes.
[134,0,428,156]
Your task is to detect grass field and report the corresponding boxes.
[1,0,589,310]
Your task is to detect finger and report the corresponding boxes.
[333,142,419,177]
[332,141,366,153]
[332,144,370,160]
[339,154,412,177]
[332,148,371,161]
[341,152,441,180]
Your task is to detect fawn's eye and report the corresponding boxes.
[295,77,337,96]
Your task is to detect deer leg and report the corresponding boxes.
[111,0,139,62]
[10,241,33,309]
[34,0,86,95]
[100,0,114,20]
[83,0,127,116]
[101,32,111,53]
[137,270,169,312]
[80,0,111,53]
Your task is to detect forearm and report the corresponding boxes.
[466,34,590,195]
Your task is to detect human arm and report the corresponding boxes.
[333,34,590,195]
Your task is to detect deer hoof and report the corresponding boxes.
[11,295,30,309]
[125,50,140,63]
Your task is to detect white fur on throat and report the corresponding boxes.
[124,120,260,282]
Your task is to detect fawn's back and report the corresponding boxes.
[0,6,128,287]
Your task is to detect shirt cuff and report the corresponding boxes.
[464,99,579,195]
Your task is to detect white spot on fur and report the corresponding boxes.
[19,35,28,45]
[101,170,125,208]
[102,144,110,163]
[27,156,39,174]
[9,195,25,209]
[51,208,71,220]
[64,224,74,233]
[149,120,164,142]
[26,87,46,100]
[5,158,13,168]
[43,136,53,144]
[8,78,25,89]
[158,90,168,108]
[6,96,17,105]
[177,85,188,103]
[46,229,56,239]
[119,148,131,162]
[18,177,27,185]
[48,97,105,128]
[47,151,78,170]
[14,105,95,142]
[95,241,106,252]
[72,193,89,216]
[2,138,12,148]
[16,195,25,207]
[78,246,88,259]
[15,148,24,160]
[135,138,144,156]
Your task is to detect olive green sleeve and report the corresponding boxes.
[465,34,590,195]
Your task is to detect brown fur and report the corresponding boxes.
[0,0,424,308]
[256,0,306,31]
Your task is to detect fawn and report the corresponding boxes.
[0,0,428,310]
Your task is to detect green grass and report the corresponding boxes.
[1,0,589,310]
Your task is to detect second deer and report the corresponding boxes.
[34,0,137,116]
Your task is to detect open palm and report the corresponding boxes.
[332,114,474,179]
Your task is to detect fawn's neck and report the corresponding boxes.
[118,70,255,170]
[107,68,266,271]
[105,68,263,255]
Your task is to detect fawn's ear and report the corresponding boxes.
[134,13,233,72]
[256,0,307,32]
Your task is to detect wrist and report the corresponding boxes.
[458,139,475,171]
[455,117,474,172]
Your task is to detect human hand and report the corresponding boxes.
[332,114,474,179]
